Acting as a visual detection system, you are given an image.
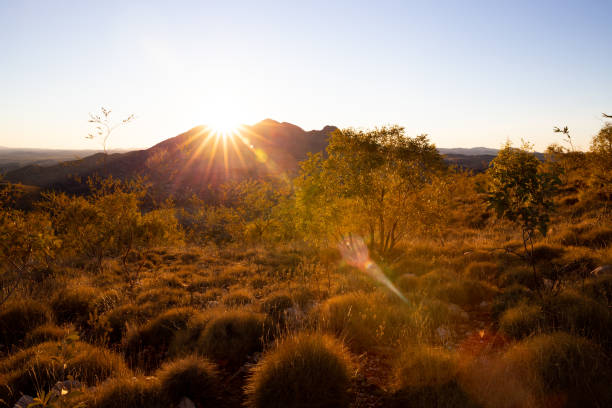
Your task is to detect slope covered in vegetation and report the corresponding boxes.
[0,123,611,407]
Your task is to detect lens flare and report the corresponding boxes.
[338,234,409,304]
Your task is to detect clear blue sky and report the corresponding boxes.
[1,0,611,150]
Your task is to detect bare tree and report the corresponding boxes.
[87,107,135,165]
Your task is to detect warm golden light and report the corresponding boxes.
[207,116,241,137]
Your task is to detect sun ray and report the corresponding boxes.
[222,130,229,178]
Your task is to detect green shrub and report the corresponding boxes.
[125,307,196,371]
[465,261,499,281]
[50,286,97,327]
[197,310,268,369]
[502,333,612,407]
[0,299,50,349]
[499,304,543,339]
[87,377,168,408]
[245,333,352,408]
[157,355,219,406]
[391,345,474,407]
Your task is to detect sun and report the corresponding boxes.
[208,116,241,137]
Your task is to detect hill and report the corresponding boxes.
[4,120,337,194]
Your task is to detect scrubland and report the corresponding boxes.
[1,124,611,407]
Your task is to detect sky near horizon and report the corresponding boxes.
[1,0,611,151]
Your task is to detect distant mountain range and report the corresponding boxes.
[0,147,130,173]
[2,121,507,192]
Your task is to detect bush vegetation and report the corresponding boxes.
[1,122,611,405]
[245,333,352,408]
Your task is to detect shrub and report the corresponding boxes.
[197,310,268,369]
[395,273,419,293]
[583,274,612,305]
[541,291,611,343]
[502,333,612,407]
[125,307,196,371]
[391,345,474,408]
[0,341,129,406]
[180,252,200,264]
[491,284,535,318]
[87,377,168,408]
[245,333,352,408]
[157,355,219,406]
[261,292,294,322]
[498,267,538,289]
[465,261,499,281]
[433,279,497,307]
[418,269,457,289]
[530,243,565,263]
[221,289,254,307]
[168,310,216,357]
[575,226,612,248]
[24,324,69,346]
[0,299,50,349]
[499,304,543,339]
[96,303,149,344]
[313,292,432,351]
[250,276,268,290]
[50,286,97,327]
[135,287,189,308]
[291,286,323,310]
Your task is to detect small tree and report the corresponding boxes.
[86,107,135,165]
[588,122,612,202]
[0,182,59,305]
[295,126,445,254]
[485,141,561,292]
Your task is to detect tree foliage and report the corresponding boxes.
[295,126,445,253]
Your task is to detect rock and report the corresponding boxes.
[436,326,451,342]
[13,395,34,408]
[591,265,612,276]
[178,397,196,408]
[52,380,82,395]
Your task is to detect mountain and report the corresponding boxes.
[438,147,499,156]
[5,120,337,195]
